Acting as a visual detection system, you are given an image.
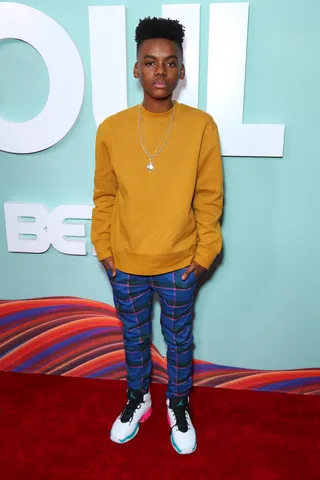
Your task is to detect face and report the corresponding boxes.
[134,38,185,100]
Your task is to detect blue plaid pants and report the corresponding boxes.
[107,267,196,398]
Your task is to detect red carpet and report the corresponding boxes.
[1,372,320,480]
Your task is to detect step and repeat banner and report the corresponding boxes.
[1,0,319,393]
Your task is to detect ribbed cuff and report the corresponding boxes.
[193,250,216,270]
[93,241,113,262]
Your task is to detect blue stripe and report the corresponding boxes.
[13,328,108,371]
[0,305,76,327]
[88,363,126,378]
[193,363,244,372]
[256,376,320,391]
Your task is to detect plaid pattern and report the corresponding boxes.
[108,267,196,398]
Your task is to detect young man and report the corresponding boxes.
[91,17,223,455]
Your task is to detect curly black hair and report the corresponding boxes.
[135,17,185,53]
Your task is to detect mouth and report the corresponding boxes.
[153,81,168,89]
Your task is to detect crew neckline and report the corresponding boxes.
[140,100,179,118]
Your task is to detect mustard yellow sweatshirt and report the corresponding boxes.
[91,101,223,275]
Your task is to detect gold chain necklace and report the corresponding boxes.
[138,103,176,172]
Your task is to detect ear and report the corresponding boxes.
[179,63,185,80]
[133,62,140,79]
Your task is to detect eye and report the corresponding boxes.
[145,61,155,66]
[167,62,177,67]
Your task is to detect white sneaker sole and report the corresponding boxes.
[170,432,197,455]
[110,407,152,444]
[167,412,197,455]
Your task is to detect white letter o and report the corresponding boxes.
[0,3,85,153]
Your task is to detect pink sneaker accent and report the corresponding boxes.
[140,407,152,423]
[167,412,171,426]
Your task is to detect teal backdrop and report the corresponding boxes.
[0,0,320,376]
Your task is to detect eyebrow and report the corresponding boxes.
[143,54,178,60]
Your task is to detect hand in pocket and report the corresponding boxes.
[101,256,117,278]
[181,261,206,281]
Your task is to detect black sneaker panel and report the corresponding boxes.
[120,390,145,424]
[169,396,189,433]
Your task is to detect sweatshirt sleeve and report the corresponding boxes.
[192,117,224,269]
[91,123,118,261]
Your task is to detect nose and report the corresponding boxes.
[154,62,166,76]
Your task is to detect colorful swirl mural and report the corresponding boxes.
[1,297,320,394]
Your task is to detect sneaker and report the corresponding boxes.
[167,396,197,454]
[110,390,152,444]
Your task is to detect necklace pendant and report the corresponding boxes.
[147,161,155,171]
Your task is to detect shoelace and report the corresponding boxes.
[171,405,189,433]
[120,397,142,423]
